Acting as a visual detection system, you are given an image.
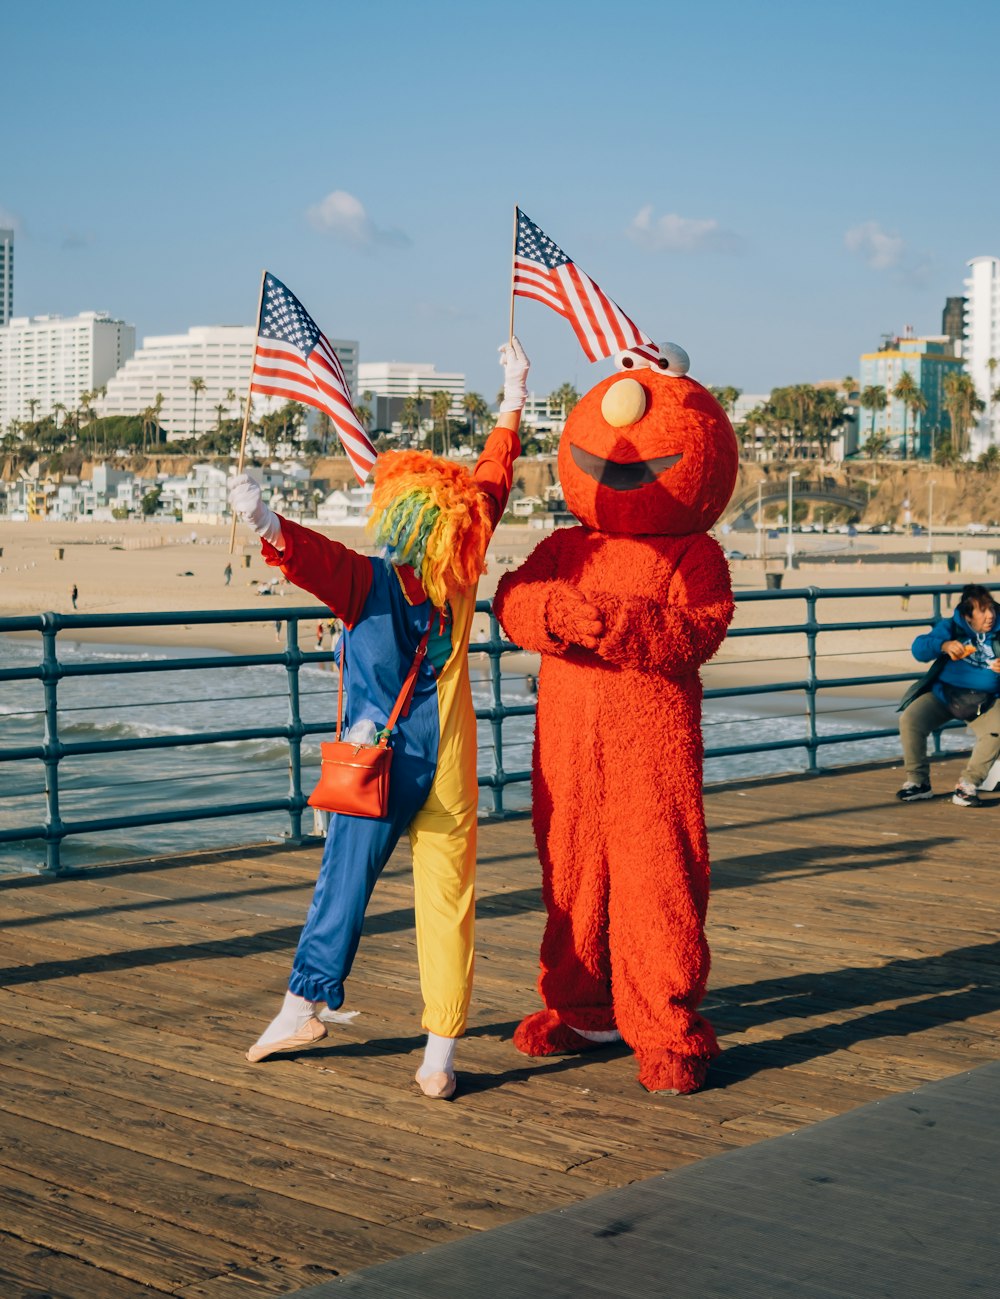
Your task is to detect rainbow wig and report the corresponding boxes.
[369,451,493,608]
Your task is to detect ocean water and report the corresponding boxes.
[0,634,971,875]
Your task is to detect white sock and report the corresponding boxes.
[255,991,317,1047]
[418,1031,456,1078]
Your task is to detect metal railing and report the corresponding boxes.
[0,584,973,872]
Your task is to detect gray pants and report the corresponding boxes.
[899,690,1000,787]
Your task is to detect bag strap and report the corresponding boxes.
[335,628,431,744]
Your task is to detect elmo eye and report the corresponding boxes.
[614,349,651,372]
[655,342,691,377]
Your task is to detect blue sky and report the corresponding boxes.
[5,0,999,404]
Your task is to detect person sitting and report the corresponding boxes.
[897,583,1000,807]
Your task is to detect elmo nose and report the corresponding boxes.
[600,377,646,427]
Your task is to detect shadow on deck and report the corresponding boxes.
[0,755,998,1297]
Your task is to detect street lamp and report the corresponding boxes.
[756,480,763,561]
[786,471,799,567]
[927,480,936,556]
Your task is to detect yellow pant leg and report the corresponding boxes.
[408,784,477,1038]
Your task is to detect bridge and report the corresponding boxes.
[722,481,868,528]
[1,755,997,1296]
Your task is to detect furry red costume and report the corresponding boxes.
[493,344,738,1093]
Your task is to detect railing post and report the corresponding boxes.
[39,615,65,873]
[283,617,305,842]
[805,588,819,772]
[486,604,506,816]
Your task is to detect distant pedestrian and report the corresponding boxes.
[70,584,78,610]
[224,563,232,586]
[316,621,324,649]
[274,619,282,642]
[901,584,910,612]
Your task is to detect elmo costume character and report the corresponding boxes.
[493,341,738,1093]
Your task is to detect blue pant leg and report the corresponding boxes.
[288,761,429,1007]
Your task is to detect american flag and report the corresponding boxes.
[513,209,655,363]
[250,273,377,483]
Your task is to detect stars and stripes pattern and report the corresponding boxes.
[512,209,655,363]
[250,273,377,483]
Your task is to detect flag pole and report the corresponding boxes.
[228,268,268,555]
[508,205,518,345]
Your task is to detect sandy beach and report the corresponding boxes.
[0,518,981,690]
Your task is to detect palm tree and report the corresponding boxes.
[906,390,928,458]
[189,377,206,442]
[430,390,452,456]
[549,383,580,420]
[710,386,741,419]
[988,358,999,442]
[892,372,918,459]
[859,385,887,451]
[842,375,857,398]
[400,396,419,447]
[414,386,426,445]
[463,392,489,447]
[942,372,985,458]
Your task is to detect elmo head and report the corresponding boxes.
[558,343,738,536]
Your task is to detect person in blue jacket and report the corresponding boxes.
[897,584,1000,806]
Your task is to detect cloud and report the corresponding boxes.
[0,204,21,233]
[626,205,743,254]
[61,230,94,250]
[305,189,410,248]
[844,221,904,271]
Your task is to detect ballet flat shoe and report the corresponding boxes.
[246,1017,327,1063]
[415,1069,457,1100]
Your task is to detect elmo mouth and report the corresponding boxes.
[569,444,682,492]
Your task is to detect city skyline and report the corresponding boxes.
[4,0,1000,404]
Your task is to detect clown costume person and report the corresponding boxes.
[229,338,529,1099]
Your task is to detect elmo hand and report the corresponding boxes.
[546,586,604,649]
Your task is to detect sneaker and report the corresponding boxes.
[952,782,982,808]
[896,781,933,802]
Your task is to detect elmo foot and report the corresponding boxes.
[637,1051,711,1094]
[513,1010,613,1057]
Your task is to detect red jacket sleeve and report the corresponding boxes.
[261,516,373,628]
[474,425,521,531]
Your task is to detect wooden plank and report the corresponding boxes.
[0,1231,151,1299]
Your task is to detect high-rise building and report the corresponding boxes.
[942,296,966,346]
[963,256,1000,453]
[0,312,136,431]
[357,362,465,432]
[0,229,13,327]
[858,331,963,458]
[96,325,359,439]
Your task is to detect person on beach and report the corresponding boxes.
[70,584,78,610]
[224,562,232,586]
[228,337,529,1099]
[897,584,1000,807]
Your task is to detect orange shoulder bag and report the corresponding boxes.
[307,629,430,819]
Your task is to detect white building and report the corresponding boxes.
[964,255,1000,454]
[96,325,359,440]
[0,311,136,431]
[0,229,13,327]
[357,362,465,429]
[317,484,373,525]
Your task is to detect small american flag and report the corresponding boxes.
[513,209,655,363]
[250,273,377,483]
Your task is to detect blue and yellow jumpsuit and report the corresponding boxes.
[260,426,519,1038]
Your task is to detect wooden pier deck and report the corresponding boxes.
[1,754,999,1297]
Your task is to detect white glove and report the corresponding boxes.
[498,335,530,412]
[228,473,284,548]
